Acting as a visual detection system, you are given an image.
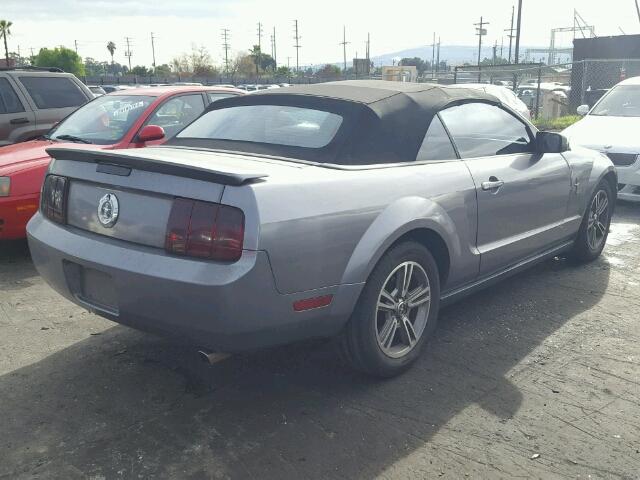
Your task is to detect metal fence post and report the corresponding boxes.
[453,66,458,84]
[580,60,588,106]
[535,64,542,119]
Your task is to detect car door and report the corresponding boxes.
[439,102,572,276]
[138,93,206,144]
[0,76,35,145]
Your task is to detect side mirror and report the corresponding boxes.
[536,131,569,153]
[576,104,590,116]
[137,125,165,143]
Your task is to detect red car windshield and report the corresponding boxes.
[49,95,155,145]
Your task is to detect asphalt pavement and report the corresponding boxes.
[1,203,639,479]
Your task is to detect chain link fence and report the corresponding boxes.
[82,58,638,120]
[453,59,639,119]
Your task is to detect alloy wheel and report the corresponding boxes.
[375,261,431,359]
[586,189,609,251]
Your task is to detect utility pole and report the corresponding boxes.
[436,37,441,73]
[272,26,277,68]
[492,40,497,65]
[514,0,522,64]
[339,26,350,73]
[257,22,263,77]
[150,32,156,69]
[366,32,370,74]
[74,40,78,55]
[474,17,489,81]
[293,20,301,74]
[221,28,231,76]
[124,36,133,71]
[431,32,436,78]
[505,5,515,63]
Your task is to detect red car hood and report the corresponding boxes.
[0,140,107,175]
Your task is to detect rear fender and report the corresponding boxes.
[339,196,459,285]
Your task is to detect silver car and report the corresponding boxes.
[27,81,616,377]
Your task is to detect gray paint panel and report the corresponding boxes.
[67,181,173,248]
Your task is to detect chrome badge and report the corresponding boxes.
[97,193,119,228]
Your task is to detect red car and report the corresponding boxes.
[0,85,244,239]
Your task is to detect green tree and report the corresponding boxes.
[275,66,291,77]
[154,64,171,76]
[316,64,341,78]
[0,20,13,64]
[399,57,430,74]
[106,41,116,66]
[34,47,85,76]
[131,65,150,76]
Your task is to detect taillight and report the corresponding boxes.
[165,198,245,262]
[41,175,69,224]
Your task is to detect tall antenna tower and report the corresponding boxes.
[293,20,301,73]
[221,28,231,75]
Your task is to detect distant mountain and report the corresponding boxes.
[314,44,559,70]
[371,44,528,66]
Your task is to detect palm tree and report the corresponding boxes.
[106,41,116,65]
[0,20,13,65]
[249,45,261,77]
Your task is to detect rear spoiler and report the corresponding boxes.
[45,148,268,187]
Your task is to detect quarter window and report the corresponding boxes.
[19,77,87,109]
[439,102,533,158]
[416,115,458,161]
[207,92,236,103]
[0,78,25,113]
[145,94,206,138]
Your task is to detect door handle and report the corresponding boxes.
[481,177,504,191]
[9,117,30,125]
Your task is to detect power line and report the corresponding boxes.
[221,28,231,75]
[514,0,522,64]
[293,20,301,74]
[272,26,277,69]
[339,25,350,73]
[124,36,133,70]
[150,32,156,68]
[505,5,515,63]
[474,16,489,81]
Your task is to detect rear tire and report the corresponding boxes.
[569,180,613,263]
[339,241,440,378]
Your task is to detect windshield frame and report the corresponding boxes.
[47,94,157,145]
[590,84,640,117]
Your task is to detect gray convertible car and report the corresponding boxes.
[27,81,616,377]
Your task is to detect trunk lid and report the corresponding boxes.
[45,146,304,250]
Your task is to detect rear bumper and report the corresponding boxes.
[0,193,40,240]
[27,213,362,351]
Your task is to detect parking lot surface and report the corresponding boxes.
[1,204,639,479]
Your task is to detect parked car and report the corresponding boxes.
[563,76,640,202]
[449,83,531,119]
[87,85,106,97]
[0,67,93,146]
[27,81,615,377]
[0,85,244,239]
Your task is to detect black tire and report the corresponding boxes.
[339,241,440,378]
[569,180,614,263]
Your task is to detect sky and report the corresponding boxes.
[4,0,640,68]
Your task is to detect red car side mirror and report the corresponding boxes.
[137,125,165,143]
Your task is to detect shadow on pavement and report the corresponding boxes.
[0,248,613,479]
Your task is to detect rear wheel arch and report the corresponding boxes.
[389,228,450,286]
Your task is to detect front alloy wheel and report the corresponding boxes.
[586,189,609,251]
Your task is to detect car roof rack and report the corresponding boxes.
[0,66,64,73]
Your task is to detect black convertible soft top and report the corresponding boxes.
[167,80,503,165]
